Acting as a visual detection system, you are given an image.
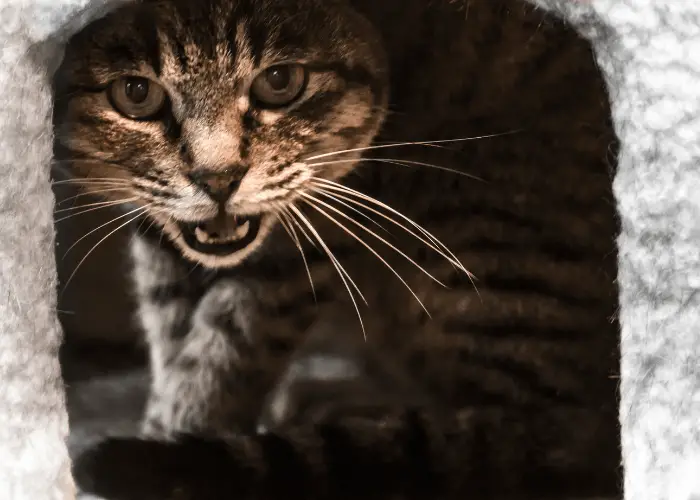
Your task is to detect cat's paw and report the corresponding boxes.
[74,437,239,500]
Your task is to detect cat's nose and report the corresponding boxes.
[188,170,243,203]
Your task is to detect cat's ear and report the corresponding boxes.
[74,436,240,500]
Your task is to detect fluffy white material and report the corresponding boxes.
[0,1,125,497]
[567,2,700,499]
[0,0,698,498]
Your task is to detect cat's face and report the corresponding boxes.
[54,0,388,267]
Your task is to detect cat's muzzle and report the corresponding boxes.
[179,213,261,256]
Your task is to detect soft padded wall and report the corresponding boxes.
[0,2,127,497]
[0,0,698,498]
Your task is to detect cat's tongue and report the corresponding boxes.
[194,214,250,244]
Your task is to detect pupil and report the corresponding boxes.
[266,67,290,91]
[125,78,149,103]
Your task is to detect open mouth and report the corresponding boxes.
[179,213,262,256]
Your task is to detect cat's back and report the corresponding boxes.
[257,0,619,410]
[183,0,618,424]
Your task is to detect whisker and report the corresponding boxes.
[311,178,471,277]
[51,158,134,172]
[54,197,139,223]
[308,189,390,235]
[302,192,446,289]
[55,191,135,212]
[61,207,148,293]
[287,207,364,303]
[136,207,171,245]
[281,206,318,250]
[132,210,155,243]
[309,157,484,181]
[288,205,367,337]
[56,187,133,207]
[275,210,316,301]
[55,197,131,214]
[302,195,432,317]
[62,205,152,259]
[311,178,480,299]
[158,214,170,248]
[373,140,460,153]
[310,185,465,272]
[51,178,132,186]
[303,130,521,162]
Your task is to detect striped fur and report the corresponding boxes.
[54,0,621,498]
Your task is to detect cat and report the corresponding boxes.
[256,306,435,434]
[52,0,622,498]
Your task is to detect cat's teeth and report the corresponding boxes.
[231,219,250,240]
[194,226,211,244]
[194,219,250,244]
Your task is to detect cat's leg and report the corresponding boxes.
[73,405,620,500]
[78,286,621,498]
[130,235,194,437]
[131,236,255,437]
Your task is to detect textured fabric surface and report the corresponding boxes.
[1,0,699,498]
[0,1,126,498]
[536,2,700,499]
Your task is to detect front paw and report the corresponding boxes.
[74,437,240,500]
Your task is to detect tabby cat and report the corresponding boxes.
[53,0,621,497]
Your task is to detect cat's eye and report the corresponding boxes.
[250,64,307,108]
[109,77,166,120]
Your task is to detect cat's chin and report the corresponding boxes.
[162,213,276,269]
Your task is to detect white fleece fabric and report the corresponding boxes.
[0,0,698,499]
[0,2,126,498]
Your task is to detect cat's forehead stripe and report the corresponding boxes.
[241,16,269,68]
[155,5,269,71]
[79,5,381,102]
[233,21,256,78]
[133,9,162,76]
[155,25,189,75]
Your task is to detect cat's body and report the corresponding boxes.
[53,0,620,498]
